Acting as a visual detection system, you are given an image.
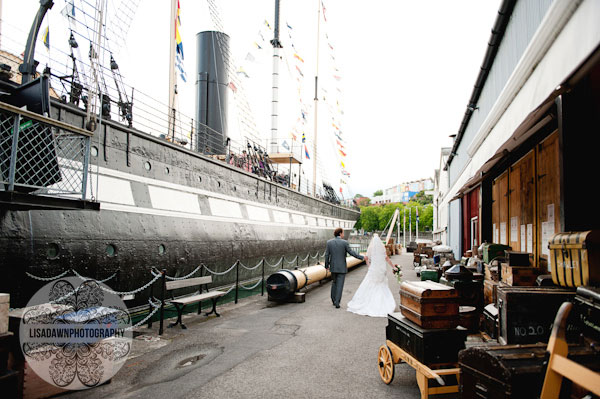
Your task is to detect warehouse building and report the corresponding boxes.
[442,0,600,269]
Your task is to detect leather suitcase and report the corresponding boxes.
[386,312,466,367]
[497,286,577,345]
[399,281,459,329]
[549,230,600,287]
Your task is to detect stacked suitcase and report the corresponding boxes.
[386,281,467,367]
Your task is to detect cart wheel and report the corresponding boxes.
[378,345,395,384]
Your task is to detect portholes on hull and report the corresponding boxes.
[158,244,166,255]
[90,146,98,157]
[197,176,202,183]
[233,186,237,192]
[106,244,117,257]
[46,243,60,259]
[217,181,221,188]
[144,161,152,171]
[165,167,170,175]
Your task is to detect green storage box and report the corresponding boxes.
[481,243,511,264]
[420,269,440,282]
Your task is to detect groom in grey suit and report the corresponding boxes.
[325,228,367,308]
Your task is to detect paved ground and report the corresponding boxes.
[62,252,423,399]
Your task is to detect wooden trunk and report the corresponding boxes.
[501,264,538,286]
[459,343,599,399]
[386,312,467,367]
[497,286,577,345]
[549,230,600,287]
[399,281,459,329]
[574,286,600,343]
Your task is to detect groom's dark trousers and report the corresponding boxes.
[324,236,364,306]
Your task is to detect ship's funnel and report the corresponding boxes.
[195,31,229,155]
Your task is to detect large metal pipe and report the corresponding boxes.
[266,256,364,301]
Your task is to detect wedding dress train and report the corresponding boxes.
[347,234,397,317]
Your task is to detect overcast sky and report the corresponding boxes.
[3,0,501,198]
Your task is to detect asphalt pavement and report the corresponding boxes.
[61,252,422,399]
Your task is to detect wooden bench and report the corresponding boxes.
[162,276,226,330]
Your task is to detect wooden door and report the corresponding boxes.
[537,131,561,271]
[492,172,509,245]
[509,150,536,262]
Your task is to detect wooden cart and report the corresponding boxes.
[378,339,460,399]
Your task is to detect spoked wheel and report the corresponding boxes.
[378,345,395,384]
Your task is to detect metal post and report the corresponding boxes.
[159,269,166,336]
[261,258,265,296]
[8,115,21,191]
[235,260,239,304]
[81,136,91,199]
[403,208,406,249]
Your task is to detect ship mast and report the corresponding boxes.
[167,0,178,140]
[269,0,282,154]
[312,0,321,195]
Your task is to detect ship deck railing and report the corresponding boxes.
[0,101,97,209]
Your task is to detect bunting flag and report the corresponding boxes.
[282,140,290,151]
[340,161,345,168]
[339,149,346,157]
[236,67,249,78]
[61,0,75,19]
[302,133,306,143]
[295,65,304,77]
[304,144,310,159]
[336,139,344,148]
[321,0,327,22]
[293,53,304,63]
[175,0,186,82]
[228,81,237,93]
[42,26,50,50]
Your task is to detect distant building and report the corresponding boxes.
[433,148,451,244]
[371,178,433,205]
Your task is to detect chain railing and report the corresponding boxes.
[0,101,93,199]
[23,248,333,333]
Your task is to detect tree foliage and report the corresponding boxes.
[355,200,434,233]
[373,189,383,196]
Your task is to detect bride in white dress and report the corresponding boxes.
[347,234,398,317]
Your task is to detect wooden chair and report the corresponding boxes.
[540,302,600,398]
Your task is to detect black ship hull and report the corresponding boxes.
[0,100,360,307]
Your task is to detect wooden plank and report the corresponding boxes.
[169,290,226,305]
[492,172,509,245]
[509,159,522,252]
[165,276,212,290]
[550,355,600,395]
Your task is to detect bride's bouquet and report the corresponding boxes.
[392,265,402,283]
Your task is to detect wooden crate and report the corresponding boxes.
[501,263,538,286]
[484,279,498,305]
